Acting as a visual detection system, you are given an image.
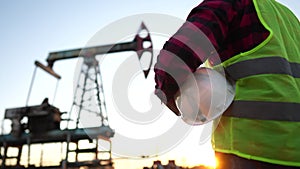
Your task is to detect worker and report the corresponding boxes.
[154,0,300,168]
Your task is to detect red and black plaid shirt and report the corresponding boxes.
[154,0,269,103]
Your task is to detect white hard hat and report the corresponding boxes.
[175,67,235,125]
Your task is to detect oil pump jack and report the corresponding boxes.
[0,22,153,169]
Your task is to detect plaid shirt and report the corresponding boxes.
[154,0,269,104]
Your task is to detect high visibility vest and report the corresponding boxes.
[212,0,300,166]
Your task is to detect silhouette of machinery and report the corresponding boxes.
[0,23,153,169]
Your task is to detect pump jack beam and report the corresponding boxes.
[35,22,153,79]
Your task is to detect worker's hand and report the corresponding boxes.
[154,88,181,116]
[166,98,181,116]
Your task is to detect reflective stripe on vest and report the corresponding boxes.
[226,56,300,80]
[223,100,300,121]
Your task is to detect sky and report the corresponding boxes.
[0,1,299,169]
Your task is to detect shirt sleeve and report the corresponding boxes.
[154,0,241,104]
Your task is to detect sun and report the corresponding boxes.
[178,148,217,168]
[203,156,220,169]
[203,156,218,169]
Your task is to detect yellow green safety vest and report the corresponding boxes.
[212,0,300,166]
